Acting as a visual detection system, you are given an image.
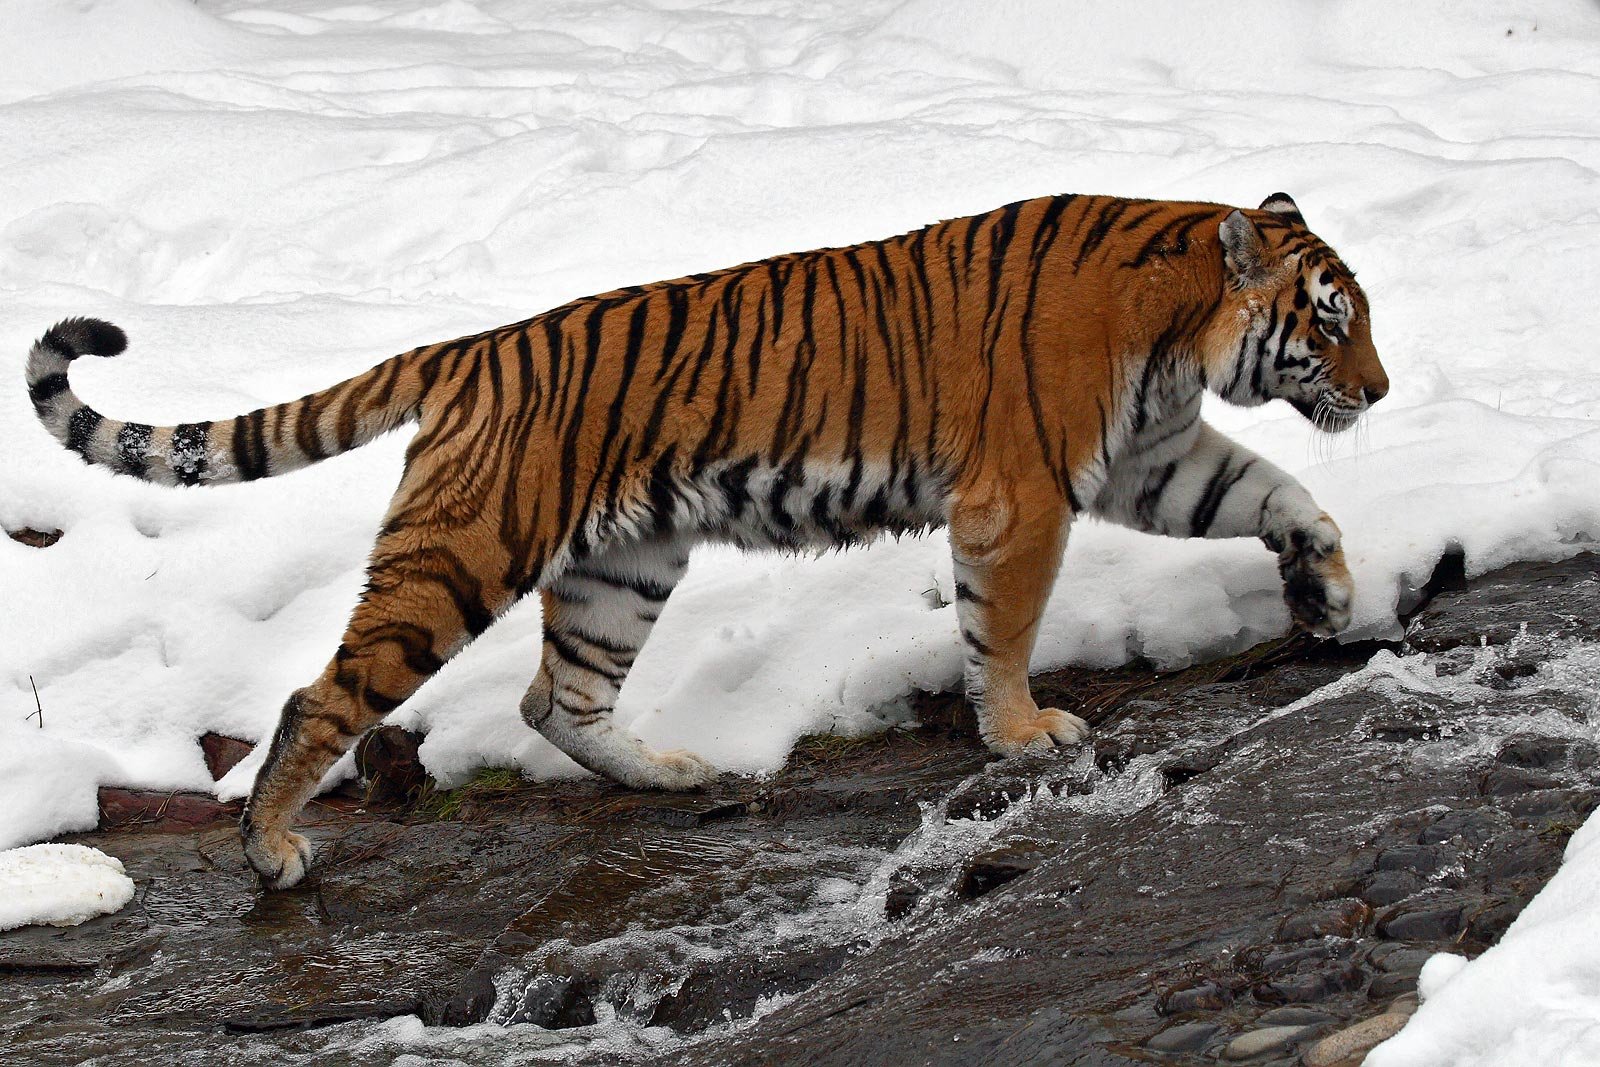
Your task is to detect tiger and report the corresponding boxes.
[26,191,1387,889]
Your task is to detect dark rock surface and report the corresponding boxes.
[3,552,1598,1066]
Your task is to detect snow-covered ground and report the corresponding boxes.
[1,1,1599,1057]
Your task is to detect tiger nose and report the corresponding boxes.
[1362,382,1388,405]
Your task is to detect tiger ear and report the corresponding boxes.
[1220,209,1270,287]
[1259,191,1305,224]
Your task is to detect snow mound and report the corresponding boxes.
[1369,811,1600,1066]
[0,843,136,932]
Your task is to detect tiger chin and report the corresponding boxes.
[27,191,1387,890]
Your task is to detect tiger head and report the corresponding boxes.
[1204,193,1388,433]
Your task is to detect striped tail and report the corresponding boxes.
[26,317,427,486]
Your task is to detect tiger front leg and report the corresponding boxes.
[949,479,1087,757]
[1105,421,1353,637]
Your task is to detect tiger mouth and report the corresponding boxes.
[1289,395,1361,433]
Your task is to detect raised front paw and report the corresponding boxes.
[242,823,315,890]
[1273,515,1353,637]
[983,707,1091,757]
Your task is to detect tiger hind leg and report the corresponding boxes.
[521,536,716,790]
[949,478,1088,756]
[242,517,515,889]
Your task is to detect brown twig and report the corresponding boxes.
[26,675,43,728]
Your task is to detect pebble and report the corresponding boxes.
[1158,979,1232,1014]
[1301,1012,1409,1067]
[1223,1025,1308,1060]
[1379,902,1465,941]
[1257,1006,1338,1027]
[1361,869,1421,907]
[1371,945,1433,974]
[1146,1021,1220,1053]
[1275,898,1372,942]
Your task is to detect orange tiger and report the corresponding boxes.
[27,191,1387,889]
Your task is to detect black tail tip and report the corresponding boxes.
[42,317,127,360]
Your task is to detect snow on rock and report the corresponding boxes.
[0,843,136,932]
[1368,813,1600,1066]
[2,0,1600,868]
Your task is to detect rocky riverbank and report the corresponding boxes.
[3,552,1597,1066]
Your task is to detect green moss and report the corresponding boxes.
[409,765,527,821]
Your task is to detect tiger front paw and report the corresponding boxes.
[1271,515,1353,637]
[242,822,315,890]
[983,707,1091,757]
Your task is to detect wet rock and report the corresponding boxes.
[1147,1020,1220,1053]
[98,787,238,830]
[507,973,592,1028]
[945,776,1030,821]
[884,868,937,922]
[1497,734,1596,770]
[1378,901,1465,941]
[1487,837,1559,880]
[1406,553,1600,651]
[1223,1024,1309,1060]
[1301,1012,1409,1067]
[1463,897,1522,945]
[1503,787,1600,820]
[1275,898,1372,942]
[1396,546,1468,621]
[955,842,1048,899]
[199,733,253,781]
[1361,869,1422,907]
[1368,972,1416,998]
[1368,717,1443,743]
[1478,765,1560,796]
[1240,940,1352,976]
[222,999,423,1034]
[1157,978,1232,1015]
[1376,844,1452,875]
[1389,993,1420,1015]
[0,952,99,976]
[1160,746,1225,789]
[6,526,62,548]
[354,725,428,803]
[1370,945,1433,974]
[1419,808,1506,848]
[638,800,747,828]
[1256,1006,1338,1027]
[1251,962,1363,1005]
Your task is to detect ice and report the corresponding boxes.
[0,842,136,932]
[2,3,1600,1050]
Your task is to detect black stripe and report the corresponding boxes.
[546,629,630,683]
[65,407,102,458]
[28,373,68,410]
[115,422,153,477]
[170,421,212,486]
[1191,457,1255,536]
[232,410,269,481]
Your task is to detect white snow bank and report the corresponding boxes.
[1368,811,1600,1066]
[0,843,136,932]
[2,0,1600,861]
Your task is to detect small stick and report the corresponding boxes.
[26,675,43,728]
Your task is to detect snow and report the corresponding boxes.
[0,843,136,932]
[0,0,1598,999]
